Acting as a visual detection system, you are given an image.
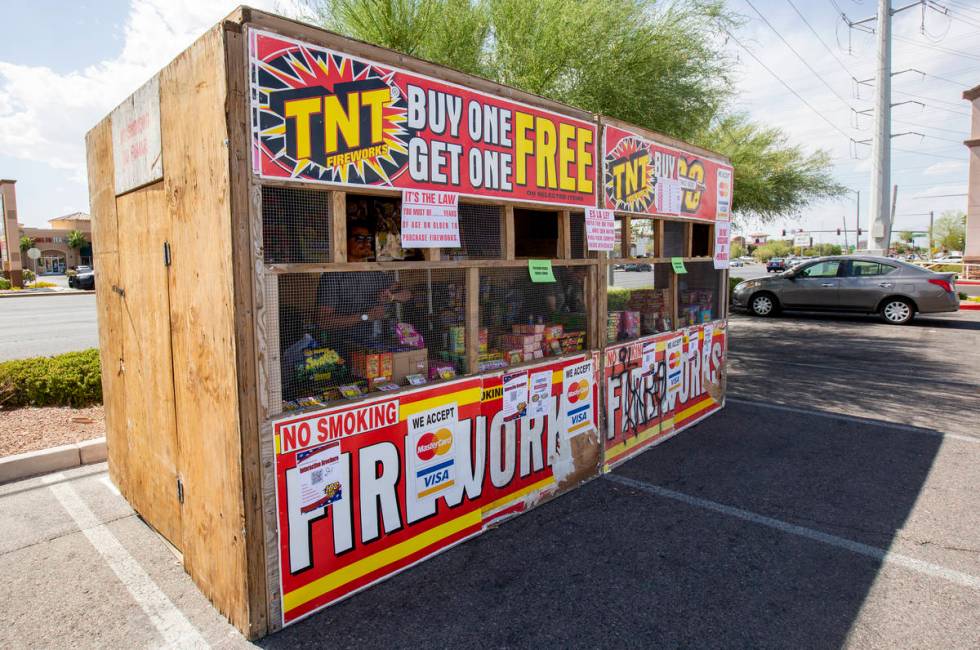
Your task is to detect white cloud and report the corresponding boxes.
[923,160,967,176]
[0,0,296,188]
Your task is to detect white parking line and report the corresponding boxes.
[605,473,980,591]
[726,397,980,444]
[43,473,207,648]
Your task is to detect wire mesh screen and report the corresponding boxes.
[262,186,332,264]
[662,220,686,257]
[479,266,589,369]
[677,262,720,327]
[444,203,501,260]
[612,217,623,258]
[628,217,657,258]
[607,262,673,342]
[691,223,712,257]
[276,269,467,410]
[569,212,596,259]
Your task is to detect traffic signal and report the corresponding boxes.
[857,227,863,236]
[836,228,841,236]
[781,229,786,237]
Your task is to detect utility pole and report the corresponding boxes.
[928,210,934,260]
[888,184,898,254]
[868,0,892,254]
[843,1,924,254]
[842,215,850,251]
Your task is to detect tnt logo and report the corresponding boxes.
[566,380,590,404]
[415,428,453,462]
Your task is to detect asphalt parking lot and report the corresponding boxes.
[1,310,978,648]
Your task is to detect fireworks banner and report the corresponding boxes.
[602,124,734,221]
[249,30,598,208]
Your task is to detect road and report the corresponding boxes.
[1,311,979,647]
[0,294,98,361]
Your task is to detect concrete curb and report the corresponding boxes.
[0,290,95,299]
[0,437,107,484]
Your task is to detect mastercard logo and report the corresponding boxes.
[416,427,453,461]
[566,380,590,403]
[668,350,682,369]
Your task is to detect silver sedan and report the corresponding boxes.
[732,256,959,325]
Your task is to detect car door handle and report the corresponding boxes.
[878,282,893,288]
[821,282,835,287]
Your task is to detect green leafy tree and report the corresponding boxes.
[933,210,966,253]
[66,230,88,250]
[753,240,791,261]
[730,241,746,259]
[301,0,843,221]
[19,236,34,253]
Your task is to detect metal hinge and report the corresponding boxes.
[176,477,184,505]
[163,241,172,267]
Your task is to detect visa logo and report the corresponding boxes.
[571,412,587,424]
[423,470,450,487]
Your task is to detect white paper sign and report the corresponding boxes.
[528,370,552,419]
[642,341,657,376]
[111,75,163,195]
[408,404,458,500]
[666,335,684,394]
[716,168,733,219]
[296,442,342,513]
[657,178,683,214]
[585,208,616,251]
[401,190,460,248]
[702,324,714,382]
[713,220,731,270]
[561,360,596,438]
[502,371,529,421]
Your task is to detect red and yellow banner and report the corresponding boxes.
[249,30,598,208]
[602,124,733,221]
[273,355,599,625]
[602,322,726,471]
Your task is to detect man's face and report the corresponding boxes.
[348,226,372,261]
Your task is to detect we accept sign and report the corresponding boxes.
[272,356,599,625]
[249,30,597,208]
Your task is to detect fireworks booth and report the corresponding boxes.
[85,7,733,638]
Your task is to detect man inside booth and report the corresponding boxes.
[316,221,410,354]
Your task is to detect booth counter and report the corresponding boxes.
[86,7,732,638]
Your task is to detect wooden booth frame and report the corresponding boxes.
[86,7,732,639]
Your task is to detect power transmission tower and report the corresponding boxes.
[841,0,925,254]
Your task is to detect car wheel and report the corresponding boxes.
[880,298,914,325]
[750,292,778,317]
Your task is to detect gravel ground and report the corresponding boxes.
[0,405,104,457]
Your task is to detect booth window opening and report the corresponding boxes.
[607,262,674,343]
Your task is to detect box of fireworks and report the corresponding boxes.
[513,323,545,335]
[350,350,393,381]
[619,311,641,339]
[428,361,457,380]
[449,326,466,354]
[607,311,622,342]
[339,384,363,399]
[697,290,714,306]
[505,349,525,365]
[479,358,509,372]
[542,324,564,341]
[532,349,544,359]
[547,339,563,356]
[699,309,713,323]
[392,348,428,384]
[498,333,542,349]
[394,322,425,349]
[682,305,699,327]
[297,347,344,383]
[559,331,585,353]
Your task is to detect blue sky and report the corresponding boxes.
[1,0,976,244]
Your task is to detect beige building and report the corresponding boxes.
[19,212,93,274]
[965,84,980,276]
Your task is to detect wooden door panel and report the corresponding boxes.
[115,182,182,546]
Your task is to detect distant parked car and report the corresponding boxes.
[73,267,95,290]
[731,259,744,267]
[732,256,959,324]
[933,254,962,264]
[766,258,786,273]
[624,263,652,272]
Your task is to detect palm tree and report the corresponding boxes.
[67,230,87,250]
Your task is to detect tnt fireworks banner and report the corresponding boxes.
[272,356,599,625]
[602,124,734,221]
[603,322,726,471]
[249,29,598,208]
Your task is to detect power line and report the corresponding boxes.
[892,33,980,61]
[893,147,966,160]
[786,0,860,81]
[744,0,858,113]
[892,118,968,135]
[725,30,857,141]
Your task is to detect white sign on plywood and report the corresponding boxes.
[111,75,163,195]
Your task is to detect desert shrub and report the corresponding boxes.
[607,287,631,311]
[0,349,102,409]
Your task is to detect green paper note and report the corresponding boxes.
[671,257,687,274]
[528,259,556,283]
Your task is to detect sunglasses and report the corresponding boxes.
[349,234,372,243]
